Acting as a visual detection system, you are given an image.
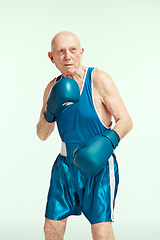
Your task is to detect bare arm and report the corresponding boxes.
[36,79,56,141]
[93,69,133,139]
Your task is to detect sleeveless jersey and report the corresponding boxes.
[56,67,108,144]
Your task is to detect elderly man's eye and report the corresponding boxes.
[71,48,76,53]
[57,50,64,54]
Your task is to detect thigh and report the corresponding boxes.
[91,222,115,240]
[45,155,81,220]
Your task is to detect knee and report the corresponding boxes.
[92,231,107,240]
[44,218,66,240]
[91,222,115,240]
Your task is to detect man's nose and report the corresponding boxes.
[64,50,71,60]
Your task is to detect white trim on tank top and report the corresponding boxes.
[80,67,88,95]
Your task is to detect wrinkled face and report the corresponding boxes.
[50,34,84,76]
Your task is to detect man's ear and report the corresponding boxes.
[48,51,55,63]
[80,48,84,60]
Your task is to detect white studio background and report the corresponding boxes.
[0,0,160,239]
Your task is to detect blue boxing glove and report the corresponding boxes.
[74,130,120,175]
[44,78,80,122]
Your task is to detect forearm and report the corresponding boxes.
[36,115,55,141]
[112,116,133,140]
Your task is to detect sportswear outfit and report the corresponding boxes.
[45,67,119,224]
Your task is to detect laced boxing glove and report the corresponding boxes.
[44,78,80,122]
[74,129,120,175]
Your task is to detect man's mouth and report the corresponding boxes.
[64,64,73,66]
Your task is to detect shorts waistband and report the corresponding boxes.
[60,141,79,158]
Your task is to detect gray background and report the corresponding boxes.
[0,0,160,239]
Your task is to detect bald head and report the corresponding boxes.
[48,31,84,75]
[51,31,81,52]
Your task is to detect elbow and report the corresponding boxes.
[126,116,133,133]
[36,123,49,141]
[36,128,48,141]
[36,118,55,141]
[38,134,48,141]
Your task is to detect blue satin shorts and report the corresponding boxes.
[45,153,119,224]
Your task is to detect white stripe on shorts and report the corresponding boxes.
[108,155,115,221]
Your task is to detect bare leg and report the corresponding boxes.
[91,222,115,240]
[44,218,67,240]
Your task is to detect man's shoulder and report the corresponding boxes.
[92,68,113,87]
[46,78,57,89]
[46,74,62,88]
[43,77,57,100]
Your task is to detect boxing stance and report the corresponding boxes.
[36,31,133,240]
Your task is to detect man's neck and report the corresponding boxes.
[62,65,87,82]
[62,65,87,92]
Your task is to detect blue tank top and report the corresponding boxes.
[56,67,108,144]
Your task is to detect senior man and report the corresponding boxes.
[36,31,133,240]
